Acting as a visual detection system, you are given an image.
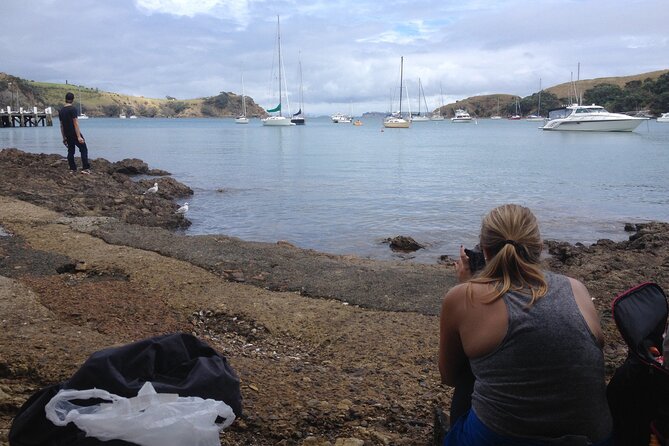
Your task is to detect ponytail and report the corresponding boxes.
[467,204,547,305]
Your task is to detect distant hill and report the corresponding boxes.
[0,72,266,118]
[437,69,669,118]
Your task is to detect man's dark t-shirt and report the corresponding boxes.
[58,105,79,140]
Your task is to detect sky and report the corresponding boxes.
[2,0,668,116]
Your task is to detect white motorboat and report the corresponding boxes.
[541,104,648,132]
[262,16,295,127]
[78,113,89,120]
[657,113,669,123]
[331,113,352,123]
[451,109,473,122]
[525,114,545,122]
[384,57,410,129]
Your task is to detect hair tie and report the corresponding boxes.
[504,239,518,248]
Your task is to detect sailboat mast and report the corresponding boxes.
[538,78,542,116]
[277,15,282,116]
[399,56,404,116]
[241,74,246,116]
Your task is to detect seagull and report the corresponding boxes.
[176,202,189,214]
[143,182,158,195]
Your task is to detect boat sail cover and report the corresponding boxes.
[267,104,281,113]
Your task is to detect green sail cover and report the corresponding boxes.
[267,104,281,113]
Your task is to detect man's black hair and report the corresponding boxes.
[65,92,75,103]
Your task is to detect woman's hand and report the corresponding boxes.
[454,245,472,283]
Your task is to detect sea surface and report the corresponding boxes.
[2,116,668,263]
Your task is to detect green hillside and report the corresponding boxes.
[438,69,669,118]
[0,73,266,118]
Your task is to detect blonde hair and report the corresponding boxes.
[468,204,547,305]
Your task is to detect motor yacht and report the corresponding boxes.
[451,109,473,122]
[541,104,648,132]
[657,113,669,123]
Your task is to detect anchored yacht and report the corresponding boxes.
[541,104,648,132]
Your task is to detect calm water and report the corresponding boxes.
[2,117,668,263]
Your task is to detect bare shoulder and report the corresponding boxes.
[566,276,604,344]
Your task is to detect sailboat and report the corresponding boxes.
[235,73,249,124]
[411,78,430,122]
[490,96,502,119]
[508,97,521,120]
[526,78,545,121]
[291,54,305,125]
[384,57,410,128]
[262,16,293,126]
[431,82,445,121]
[77,87,89,119]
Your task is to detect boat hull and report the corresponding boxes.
[451,118,472,123]
[383,118,410,128]
[291,117,305,125]
[541,118,646,132]
[411,116,430,122]
[235,117,249,124]
[262,116,293,126]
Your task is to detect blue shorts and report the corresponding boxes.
[444,410,612,446]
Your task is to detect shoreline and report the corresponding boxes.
[1,148,669,444]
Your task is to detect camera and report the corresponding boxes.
[464,247,486,273]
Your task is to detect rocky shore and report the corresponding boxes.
[1,148,668,445]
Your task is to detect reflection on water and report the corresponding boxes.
[2,117,669,263]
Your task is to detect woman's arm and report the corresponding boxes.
[569,277,604,347]
[439,284,468,386]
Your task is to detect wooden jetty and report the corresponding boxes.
[1,106,53,128]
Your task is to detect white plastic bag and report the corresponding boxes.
[44,382,235,446]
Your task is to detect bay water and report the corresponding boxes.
[2,117,668,263]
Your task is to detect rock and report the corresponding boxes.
[334,439,364,446]
[386,236,423,252]
[112,158,149,175]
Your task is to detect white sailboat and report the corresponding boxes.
[77,87,89,119]
[235,73,249,124]
[490,97,502,119]
[262,16,293,127]
[431,83,446,121]
[411,78,431,122]
[526,78,545,121]
[384,56,410,129]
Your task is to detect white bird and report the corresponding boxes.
[143,182,158,195]
[176,202,189,214]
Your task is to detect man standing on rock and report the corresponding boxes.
[59,92,91,174]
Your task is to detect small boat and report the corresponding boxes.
[490,97,502,119]
[235,73,249,124]
[262,16,294,127]
[508,97,521,120]
[129,115,138,119]
[411,78,430,122]
[657,113,669,123]
[119,113,127,119]
[353,120,363,126]
[451,109,473,122]
[384,57,410,129]
[331,112,352,123]
[78,113,89,120]
[526,79,545,121]
[541,104,648,132]
[431,83,446,120]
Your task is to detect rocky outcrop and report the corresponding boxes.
[0,148,193,229]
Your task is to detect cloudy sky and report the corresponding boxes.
[2,0,667,115]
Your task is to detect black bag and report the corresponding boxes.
[607,283,669,446]
[9,332,242,446]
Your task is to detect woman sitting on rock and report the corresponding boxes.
[439,204,612,445]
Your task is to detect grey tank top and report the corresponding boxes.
[470,272,612,442]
